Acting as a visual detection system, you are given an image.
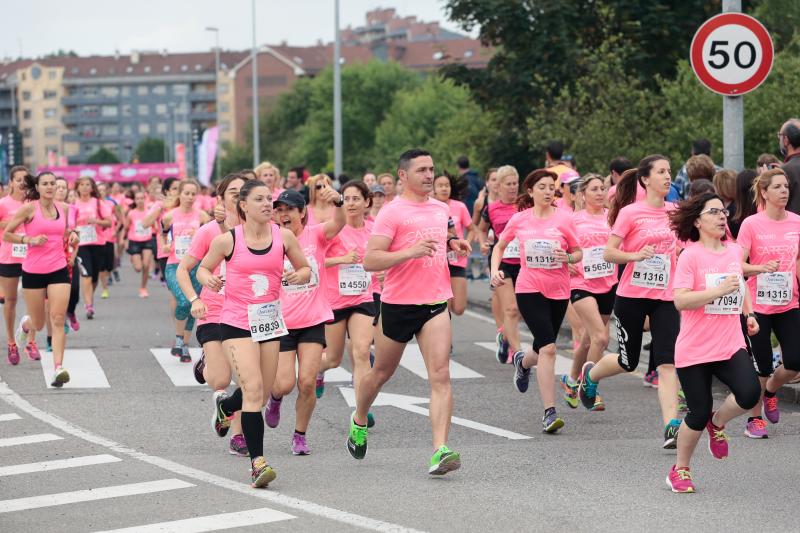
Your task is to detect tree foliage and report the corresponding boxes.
[133,137,166,163]
[86,147,120,165]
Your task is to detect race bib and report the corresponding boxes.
[631,254,669,289]
[524,239,559,269]
[705,273,743,315]
[134,221,150,239]
[247,300,287,342]
[447,250,458,263]
[174,235,192,260]
[582,246,613,279]
[756,272,792,306]
[338,264,369,296]
[11,234,26,258]
[282,256,319,294]
[78,225,97,244]
[502,238,520,259]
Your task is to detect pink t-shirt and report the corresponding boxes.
[166,207,202,264]
[736,211,800,315]
[486,200,519,265]
[187,221,225,326]
[499,208,579,299]
[100,198,117,244]
[612,202,678,301]
[126,208,154,242]
[147,201,171,259]
[446,199,472,269]
[280,223,334,329]
[372,197,453,305]
[570,209,617,294]
[325,221,374,311]
[0,196,27,264]
[74,197,112,247]
[673,242,746,367]
[554,198,573,211]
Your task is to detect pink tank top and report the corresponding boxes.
[23,201,68,274]
[167,207,202,264]
[127,208,154,242]
[220,224,285,331]
[0,196,27,265]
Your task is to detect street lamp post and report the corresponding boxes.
[251,0,260,167]
[333,0,342,177]
[206,26,222,181]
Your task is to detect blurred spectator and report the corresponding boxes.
[778,118,800,214]
[712,169,737,208]
[688,178,716,198]
[756,153,780,175]
[729,169,758,238]
[457,155,484,214]
[673,138,720,200]
[379,173,396,202]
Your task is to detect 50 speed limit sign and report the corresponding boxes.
[690,12,773,95]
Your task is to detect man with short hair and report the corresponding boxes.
[672,138,720,200]
[378,173,396,203]
[346,148,471,476]
[286,167,308,202]
[456,155,483,214]
[779,118,800,215]
[544,140,573,186]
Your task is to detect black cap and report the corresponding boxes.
[273,189,306,209]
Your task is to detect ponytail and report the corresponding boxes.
[608,154,668,226]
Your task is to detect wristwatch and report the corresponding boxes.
[333,195,344,207]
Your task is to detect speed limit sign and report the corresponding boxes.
[690,13,773,96]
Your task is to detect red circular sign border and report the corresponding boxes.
[690,12,774,96]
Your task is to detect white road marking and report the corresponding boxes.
[474,342,574,375]
[94,507,295,532]
[0,413,22,422]
[0,380,425,533]
[40,349,110,389]
[323,366,352,383]
[0,433,62,447]
[0,454,122,477]
[0,478,194,513]
[399,344,483,380]
[339,387,531,440]
[150,348,232,387]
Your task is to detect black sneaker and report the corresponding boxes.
[193,351,206,384]
[179,345,192,363]
[211,390,231,437]
[542,408,564,434]
[113,270,121,282]
[512,350,530,393]
[663,421,680,449]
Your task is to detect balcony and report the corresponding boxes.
[62,114,119,126]
[188,110,216,121]
[188,91,216,103]
[62,94,119,106]
[63,132,122,143]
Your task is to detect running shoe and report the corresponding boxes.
[559,375,579,409]
[66,312,80,331]
[113,270,121,282]
[179,344,192,363]
[139,288,149,298]
[85,304,95,320]
[228,434,248,456]
[495,329,507,364]
[643,340,652,351]
[367,411,375,428]
[512,350,530,393]
[264,395,281,428]
[315,372,325,398]
[591,395,606,412]
[46,339,52,352]
[250,456,276,488]
[705,413,729,459]
[26,341,41,361]
[211,390,231,437]
[7,344,20,365]
[744,417,768,439]
[15,315,29,349]
[50,367,70,388]
[428,445,461,475]
[578,361,597,410]
[101,289,109,299]
[763,395,780,424]
[171,338,183,357]
[346,412,368,460]
[542,408,564,434]
[643,370,659,388]
[193,352,206,384]
[291,433,310,455]
[677,389,688,412]
[663,420,680,449]
[666,465,695,493]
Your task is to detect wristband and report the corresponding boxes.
[446,236,457,248]
[190,296,200,304]
[566,252,573,264]
[333,195,344,207]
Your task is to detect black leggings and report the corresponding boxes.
[749,308,800,376]
[676,349,761,431]
[68,259,80,314]
[516,292,568,352]
[614,295,679,372]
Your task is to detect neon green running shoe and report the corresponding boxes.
[559,375,579,409]
[346,413,368,460]
[677,389,688,412]
[429,445,461,475]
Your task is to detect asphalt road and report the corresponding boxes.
[1,268,798,532]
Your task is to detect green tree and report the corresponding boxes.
[134,137,166,163]
[220,141,253,175]
[86,147,120,164]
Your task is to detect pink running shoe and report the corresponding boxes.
[291,432,310,455]
[705,413,729,459]
[666,465,696,493]
[7,344,20,365]
[744,417,768,439]
[26,341,41,361]
[228,434,248,457]
[763,395,780,424]
[264,395,281,428]
[66,312,80,331]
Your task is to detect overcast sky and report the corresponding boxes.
[2,0,476,59]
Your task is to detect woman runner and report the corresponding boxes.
[123,191,155,298]
[73,177,113,319]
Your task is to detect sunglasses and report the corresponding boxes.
[315,184,324,190]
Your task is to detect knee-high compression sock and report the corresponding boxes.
[241,411,264,460]
[220,388,243,416]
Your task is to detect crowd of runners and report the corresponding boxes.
[3,118,800,493]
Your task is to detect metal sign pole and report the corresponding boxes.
[722,0,744,171]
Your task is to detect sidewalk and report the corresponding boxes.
[465,278,800,405]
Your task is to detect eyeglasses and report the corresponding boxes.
[700,207,729,217]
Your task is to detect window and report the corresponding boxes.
[48,69,57,80]
[45,126,59,137]
[217,83,228,94]
[22,110,31,119]
[101,105,118,117]
[464,50,474,58]
[138,104,149,115]
[126,66,134,73]
[122,124,132,135]
[101,125,119,136]
[220,121,230,132]
[155,103,167,114]
[43,90,57,99]
[175,122,188,134]
[24,147,33,157]
[175,102,187,114]
[172,84,189,95]
[90,68,97,75]
[163,65,171,72]
[45,145,59,154]
[22,91,31,101]
[144,66,151,73]
[152,85,166,95]
[100,86,119,97]
[82,105,100,117]
[121,86,131,96]
[122,104,132,117]
[138,123,150,135]
[22,128,32,138]
[195,64,203,71]
[44,108,57,118]
[156,122,167,134]
[71,67,79,75]
[181,65,188,72]
[137,85,148,95]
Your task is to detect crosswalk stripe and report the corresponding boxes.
[149,348,232,387]
[0,413,22,422]
[322,366,352,383]
[93,507,295,532]
[0,478,194,513]
[474,342,574,374]
[399,344,483,380]
[40,349,110,389]
[0,454,122,477]
[0,433,63,447]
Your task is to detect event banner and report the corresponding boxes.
[36,162,182,183]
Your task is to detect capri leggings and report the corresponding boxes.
[164,263,202,331]
[77,244,104,284]
[613,295,679,372]
[516,292,568,352]
[748,308,800,377]
[676,348,761,431]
